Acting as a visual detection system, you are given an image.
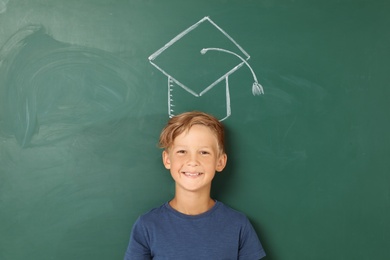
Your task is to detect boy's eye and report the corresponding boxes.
[200,151,210,155]
[177,150,186,154]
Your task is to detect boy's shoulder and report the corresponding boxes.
[137,202,168,222]
[213,201,250,223]
[217,201,246,216]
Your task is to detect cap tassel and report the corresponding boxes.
[252,81,264,96]
[201,48,264,96]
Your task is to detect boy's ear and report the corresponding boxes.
[162,150,171,169]
[216,153,227,172]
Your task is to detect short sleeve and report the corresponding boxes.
[238,217,266,260]
[124,217,152,260]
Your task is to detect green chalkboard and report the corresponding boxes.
[1,0,389,259]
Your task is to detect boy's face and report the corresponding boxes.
[162,124,227,194]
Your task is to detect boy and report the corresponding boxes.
[124,111,266,259]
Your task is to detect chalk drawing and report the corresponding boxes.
[0,0,9,14]
[149,16,264,121]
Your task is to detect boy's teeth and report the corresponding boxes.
[184,172,201,176]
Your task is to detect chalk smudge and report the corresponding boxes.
[0,25,140,147]
[0,0,9,14]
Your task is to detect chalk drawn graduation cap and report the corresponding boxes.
[149,16,263,121]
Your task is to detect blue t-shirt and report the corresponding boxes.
[124,201,266,260]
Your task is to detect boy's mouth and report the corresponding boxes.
[182,172,203,177]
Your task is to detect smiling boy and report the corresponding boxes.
[124,111,266,259]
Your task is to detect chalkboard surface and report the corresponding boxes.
[1,0,389,259]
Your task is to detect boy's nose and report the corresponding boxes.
[186,154,199,166]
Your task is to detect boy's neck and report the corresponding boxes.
[169,193,215,215]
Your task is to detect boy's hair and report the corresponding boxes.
[159,111,225,154]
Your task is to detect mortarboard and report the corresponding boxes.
[149,16,263,121]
